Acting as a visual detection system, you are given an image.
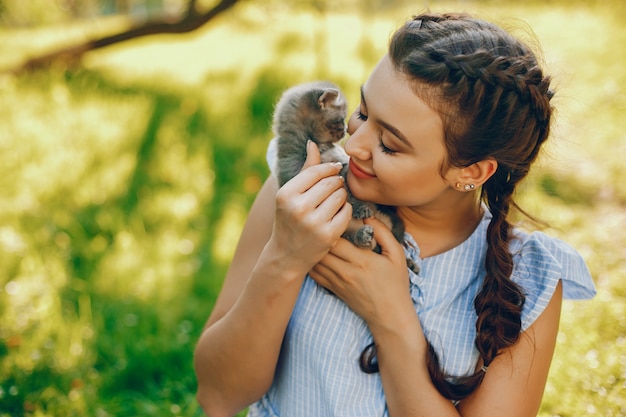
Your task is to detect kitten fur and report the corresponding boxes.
[272,81,410,255]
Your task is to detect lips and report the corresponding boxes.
[348,159,376,179]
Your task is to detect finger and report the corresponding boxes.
[307,176,347,208]
[325,235,361,262]
[302,140,322,170]
[309,262,335,290]
[327,200,353,235]
[283,161,343,195]
[307,199,352,246]
[316,249,352,278]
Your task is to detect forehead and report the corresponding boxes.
[363,55,444,145]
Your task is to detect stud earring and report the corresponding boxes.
[463,183,475,191]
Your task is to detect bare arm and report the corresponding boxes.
[456,281,562,416]
[311,218,563,417]
[194,175,301,416]
[376,281,563,417]
[203,176,278,330]
[194,143,352,417]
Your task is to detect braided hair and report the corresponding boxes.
[359,12,555,401]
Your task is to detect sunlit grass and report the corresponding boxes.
[0,1,624,416]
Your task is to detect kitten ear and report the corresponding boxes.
[318,88,340,109]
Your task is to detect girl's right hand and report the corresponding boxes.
[269,141,353,275]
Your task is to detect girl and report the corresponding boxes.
[194,12,596,417]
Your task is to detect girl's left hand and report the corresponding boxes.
[309,217,413,328]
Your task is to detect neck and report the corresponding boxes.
[398,194,483,258]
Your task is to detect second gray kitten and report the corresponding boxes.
[272,81,412,257]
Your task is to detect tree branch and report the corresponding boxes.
[8,0,241,74]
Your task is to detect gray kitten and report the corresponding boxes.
[272,81,411,257]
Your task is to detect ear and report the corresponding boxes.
[453,158,498,190]
[318,88,340,109]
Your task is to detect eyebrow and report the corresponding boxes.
[360,86,412,148]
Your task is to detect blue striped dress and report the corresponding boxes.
[248,141,596,417]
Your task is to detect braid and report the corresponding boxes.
[443,51,551,119]
[372,11,556,400]
[475,168,525,368]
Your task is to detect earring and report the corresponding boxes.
[463,183,475,191]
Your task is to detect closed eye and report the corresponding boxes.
[356,108,397,155]
[378,138,398,155]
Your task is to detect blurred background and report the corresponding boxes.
[0,0,624,416]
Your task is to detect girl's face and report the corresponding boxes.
[344,55,460,209]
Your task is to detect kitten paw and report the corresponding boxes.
[354,225,376,249]
[351,204,374,220]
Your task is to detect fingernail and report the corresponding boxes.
[332,162,343,169]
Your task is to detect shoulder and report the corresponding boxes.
[508,228,596,330]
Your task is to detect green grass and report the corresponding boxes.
[0,1,624,416]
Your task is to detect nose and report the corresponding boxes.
[345,119,372,161]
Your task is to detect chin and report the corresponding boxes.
[346,175,379,203]
[345,174,362,195]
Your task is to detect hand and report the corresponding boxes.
[268,141,353,275]
[309,217,413,328]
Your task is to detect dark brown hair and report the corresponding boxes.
[360,12,554,401]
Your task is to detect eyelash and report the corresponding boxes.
[378,140,397,155]
[356,108,398,155]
